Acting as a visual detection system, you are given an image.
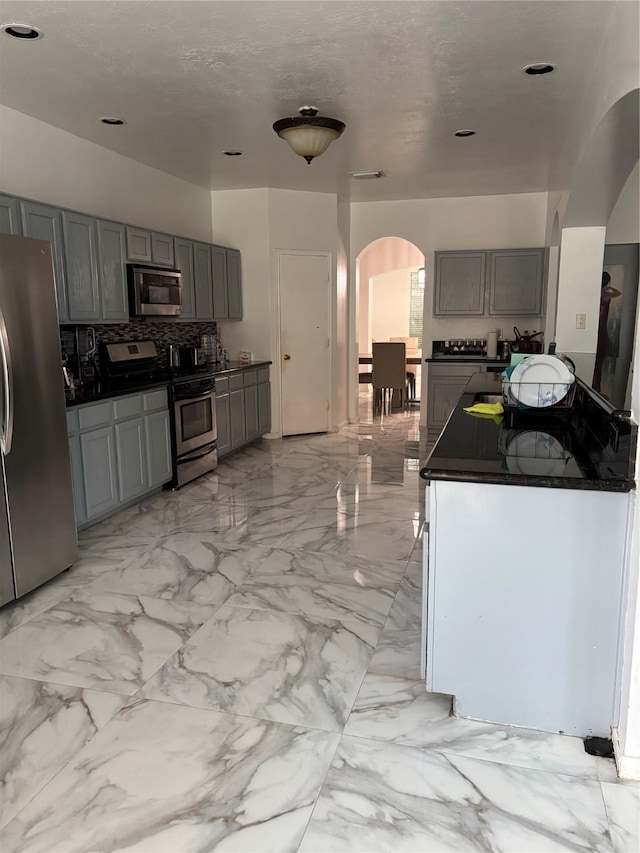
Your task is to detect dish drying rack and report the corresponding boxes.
[501,379,577,429]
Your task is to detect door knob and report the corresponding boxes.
[283,354,291,360]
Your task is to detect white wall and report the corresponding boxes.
[606,163,640,245]
[336,196,350,428]
[0,105,213,241]
[370,267,414,343]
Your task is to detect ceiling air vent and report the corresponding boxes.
[350,170,386,180]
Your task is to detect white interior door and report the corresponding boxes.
[278,251,330,436]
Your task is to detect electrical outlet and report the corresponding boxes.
[575,313,587,330]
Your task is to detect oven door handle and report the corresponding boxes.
[177,444,217,464]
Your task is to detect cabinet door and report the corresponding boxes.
[174,238,196,319]
[211,245,228,320]
[151,231,175,267]
[126,226,152,263]
[62,210,101,322]
[215,392,231,457]
[96,219,128,322]
[258,381,271,435]
[229,388,246,449]
[20,201,69,322]
[115,417,148,502]
[245,383,259,441]
[80,426,119,519]
[0,194,22,235]
[427,374,473,434]
[488,249,544,316]
[226,248,243,319]
[145,409,173,487]
[68,435,86,526]
[434,252,486,316]
[193,242,213,319]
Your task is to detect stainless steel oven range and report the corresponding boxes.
[171,372,218,487]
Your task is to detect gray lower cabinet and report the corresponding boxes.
[145,409,172,486]
[174,238,196,319]
[115,417,148,501]
[488,249,544,316]
[96,220,129,322]
[62,210,101,322]
[434,252,486,316]
[0,194,22,235]
[80,425,119,519]
[216,369,270,459]
[20,201,69,322]
[69,389,172,527]
[194,242,214,319]
[427,364,482,438]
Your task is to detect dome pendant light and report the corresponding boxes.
[273,106,345,164]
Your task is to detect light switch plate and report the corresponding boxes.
[575,313,587,330]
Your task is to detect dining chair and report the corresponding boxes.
[390,337,420,400]
[372,342,409,413]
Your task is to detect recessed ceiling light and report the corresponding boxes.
[454,129,475,137]
[523,62,555,76]
[1,23,42,40]
[350,170,386,180]
[100,117,125,126]
[223,150,243,156]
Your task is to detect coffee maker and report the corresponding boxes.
[60,326,100,390]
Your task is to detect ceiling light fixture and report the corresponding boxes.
[273,106,345,164]
[1,23,42,39]
[523,62,555,76]
[454,129,476,137]
[100,117,125,126]
[350,170,386,180]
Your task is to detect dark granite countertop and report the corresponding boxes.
[420,372,636,492]
[66,361,272,407]
[425,356,511,366]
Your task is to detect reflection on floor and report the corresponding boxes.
[0,391,637,851]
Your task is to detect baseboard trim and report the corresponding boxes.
[263,432,282,440]
[612,726,640,781]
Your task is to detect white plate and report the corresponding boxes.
[509,355,574,408]
[505,430,568,476]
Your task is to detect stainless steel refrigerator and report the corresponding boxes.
[0,233,77,606]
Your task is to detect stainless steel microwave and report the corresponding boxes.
[128,265,182,317]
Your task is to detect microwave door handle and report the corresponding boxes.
[0,310,14,456]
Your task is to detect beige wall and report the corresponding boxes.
[0,105,213,241]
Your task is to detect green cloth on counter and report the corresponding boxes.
[463,402,504,416]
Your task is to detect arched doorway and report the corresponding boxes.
[355,237,426,413]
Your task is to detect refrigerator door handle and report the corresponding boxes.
[0,310,14,456]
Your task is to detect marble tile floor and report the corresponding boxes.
[0,391,637,851]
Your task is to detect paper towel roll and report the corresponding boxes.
[487,331,498,359]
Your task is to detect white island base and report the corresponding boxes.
[421,479,633,737]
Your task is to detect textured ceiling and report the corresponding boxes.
[0,1,620,200]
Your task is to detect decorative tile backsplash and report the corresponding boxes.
[61,320,218,366]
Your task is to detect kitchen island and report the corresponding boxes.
[420,371,636,737]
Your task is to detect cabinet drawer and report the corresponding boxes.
[229,374,244,391]
[143,388,168,412]
[66,409,79,436]
[78,402,112,431]
[428,363,483,378]
[243,370,258,387]
[112,394,142,421]
[215,377,229,394]
[257,367,270,383]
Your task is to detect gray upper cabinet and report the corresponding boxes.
[226,249,242,320]
[126,227,152,263]
[488,249,544,316]
[434,252,486,316]
[62,210,101,322]
[211,245,228,319]
[96,220,129,322]
[0,194,22,235]
[20,201,69,322]
[174,238,196,320]
[151,231,174,267]
[194,242,213,319]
